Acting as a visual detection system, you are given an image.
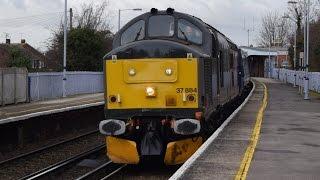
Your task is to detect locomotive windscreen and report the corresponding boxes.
[148,15,175,37]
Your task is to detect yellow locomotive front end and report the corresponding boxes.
[100,57,203,165]
[106,58,198,110]
[98,8,215,165]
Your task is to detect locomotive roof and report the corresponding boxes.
[150,9,238,49]
[113,8,238,53]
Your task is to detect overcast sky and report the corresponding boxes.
[0,0,290,51]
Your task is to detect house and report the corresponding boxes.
[0,39,46,70]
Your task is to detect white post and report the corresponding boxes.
[293,23,297,87]
[268,42,271,78]
[37,72,40,101]
[62,0,67,98]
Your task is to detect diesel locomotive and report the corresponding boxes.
[99,8,250,165]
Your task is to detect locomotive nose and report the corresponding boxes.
[99,119,126,136]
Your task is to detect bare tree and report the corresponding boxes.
[45,1,113,71]
[75,1,112,31]
[258,11,290,47]
[287,0,319,30]
[285,0,320,69]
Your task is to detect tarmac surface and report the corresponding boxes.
[177,78,320,180]
[247,78,320,179]
[0,93,104,122]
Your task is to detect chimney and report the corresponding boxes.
[21,39,26,44]
[6,39,10,44]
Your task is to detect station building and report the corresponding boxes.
[241,46,290,77]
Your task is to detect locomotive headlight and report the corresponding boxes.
[165,68,173,76]
[128,68,136,76]
[145,87,156,97]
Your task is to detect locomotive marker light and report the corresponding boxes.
[173,119,201,135]
[187,94,195,102]
[182,93,187,102]
[128,68,136,76]
[165,68,173,76]
[117,94,121,103]
[99,119,126,136]
[146,87,157,97]
[109,95,117,103]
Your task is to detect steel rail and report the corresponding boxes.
[20,144,105,180]
[75,160,127,180]
[0,129,99,166]
[100,164,127,180]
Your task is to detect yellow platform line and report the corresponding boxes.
[234,82,268,180]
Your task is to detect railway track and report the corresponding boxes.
[0,129,99,166]
[20,144,126,180]
[20,144,105,180]
[0,130,104,179]
[76,161,127,180]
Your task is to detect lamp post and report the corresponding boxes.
[282,14,297,87]
[304,0,310,100]
[118,8,142,31]
[62,0,67,97]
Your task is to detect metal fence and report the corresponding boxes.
[272,68,320,93]
[0,68,28,105]
[29,71,104,101]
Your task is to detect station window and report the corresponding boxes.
[178,19,203,44]
[121,20,145,45]
[148,15,174,37]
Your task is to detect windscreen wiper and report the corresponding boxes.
[179,27,189,43]
[134,27,143,41]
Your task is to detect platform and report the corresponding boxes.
[170,78,320,180]
[0,93,104,124]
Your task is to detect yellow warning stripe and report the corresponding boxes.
[234,82,268,180]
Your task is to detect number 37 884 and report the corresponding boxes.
[176,88,197,93]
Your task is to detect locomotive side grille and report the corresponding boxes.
[203,58,213,106]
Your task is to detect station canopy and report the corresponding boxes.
[240,46,278,57]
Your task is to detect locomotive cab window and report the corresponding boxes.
[121,20,145,45]
[148,15,174,37]
[178,19,203,44]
